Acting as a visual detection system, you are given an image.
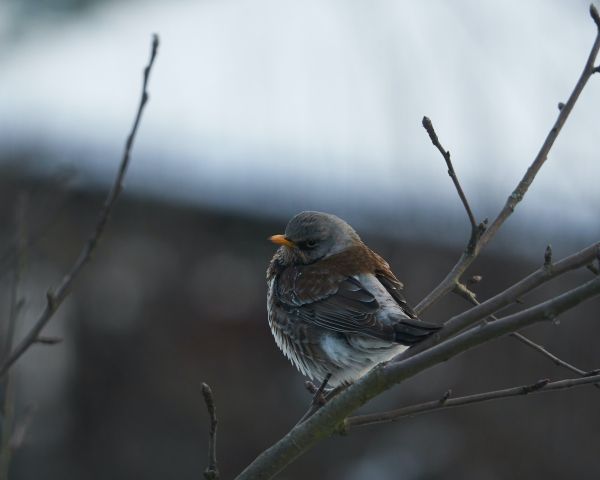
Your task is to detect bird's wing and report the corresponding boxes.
[374,270,417,319]
[275,264,438,344]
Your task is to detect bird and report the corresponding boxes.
[266,211,440,388]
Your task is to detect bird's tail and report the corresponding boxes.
[393,318,441,345]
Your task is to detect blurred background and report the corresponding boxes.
[1,0,600,479]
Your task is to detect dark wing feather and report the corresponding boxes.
[376,272,417,319]
[275,264,440,343]
[277,271,386,336]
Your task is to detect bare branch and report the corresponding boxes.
[415,17,600,315]
[421,116,481,247]
[0,34,160,380]
[405,242,600,359]
[510,332,599,387]
[0,194,27,480]
[202,383,219,480]
[344,373,600,430]
[453,280,600,388]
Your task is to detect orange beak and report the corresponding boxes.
[269,234,296,248]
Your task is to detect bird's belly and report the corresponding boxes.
[320,333,407,386]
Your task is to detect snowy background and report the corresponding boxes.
[1,0,598,254]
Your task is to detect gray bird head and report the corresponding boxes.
[269,211,362,265]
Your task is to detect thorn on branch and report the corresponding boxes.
[439,389,452,404]
[544,244,553,268]
[591,4,600,30]
[593,66,600,74]
[45,290,57,310]
[521,378,550,394]
[558,102,565,110]
[201,383,219,480]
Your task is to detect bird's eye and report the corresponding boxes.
[304,239,318,249]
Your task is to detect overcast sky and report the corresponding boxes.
[0,0,598,255]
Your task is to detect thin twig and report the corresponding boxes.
[402,242,600,360]
[0,34,159,380]
[0,195,27,480]
[202,383,219,480]
[343,373,600,430]
[415,11,600,315]
[422,116,480,244]
[452,281,600,389]
[510,332,599,385]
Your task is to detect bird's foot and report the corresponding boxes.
[297,374,334,425]
[304,381,327,406]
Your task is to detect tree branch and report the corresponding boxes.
[0,34,160,380]
[415,10,600,315]
[452,280,600,388]
[0,194,27,480]
[343,372,600,430]
[510,332,599,386]
[202,383,220,480]
[421,116,482,249]
[423,113,598,380]
[403,242,600,360]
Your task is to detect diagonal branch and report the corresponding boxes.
[452,281,600,389]
[403,242,600,360]
[421,116,481,242]
[422,110,596,382]
[415,6,600,315]
[0,35,159,380]
[343,372,600,430]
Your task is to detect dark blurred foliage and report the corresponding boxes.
[0,170,599,480]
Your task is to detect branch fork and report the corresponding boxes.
[233,8,600,479]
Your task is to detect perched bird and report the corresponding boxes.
[267,211,440,388]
